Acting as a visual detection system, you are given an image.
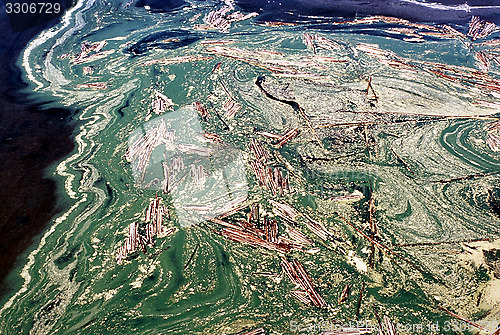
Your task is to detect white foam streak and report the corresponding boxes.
[2,78,140,332]
[0,196,86,316]
[22,0,97,91]
[400,0,500,12]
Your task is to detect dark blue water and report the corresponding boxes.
[0,1,75,296]
[236,0,500,24]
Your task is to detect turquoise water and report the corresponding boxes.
[1,1,500,334]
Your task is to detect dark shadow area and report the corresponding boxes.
[236,0,500,25]
[4,0,73,32]
[0,2,76,297]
